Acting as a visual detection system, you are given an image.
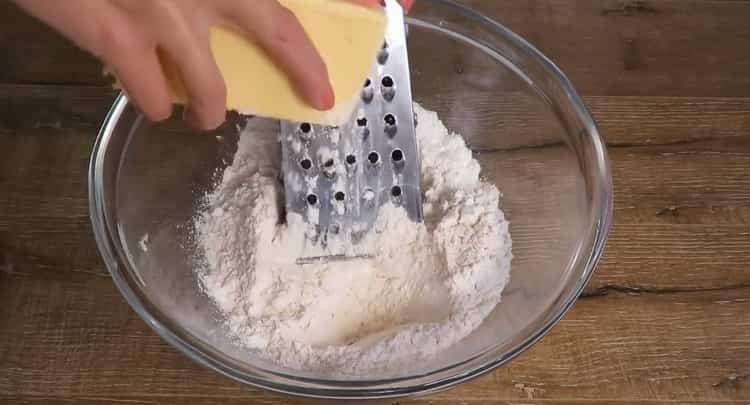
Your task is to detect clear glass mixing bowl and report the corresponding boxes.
[89,0,612,400]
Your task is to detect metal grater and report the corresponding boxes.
[279,0,421,261]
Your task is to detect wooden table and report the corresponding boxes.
[1,1,749,404]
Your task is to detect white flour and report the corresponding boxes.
[195,104,512,374]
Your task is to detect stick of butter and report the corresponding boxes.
[161,0,387,127]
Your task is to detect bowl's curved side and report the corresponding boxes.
[89,0,613,400]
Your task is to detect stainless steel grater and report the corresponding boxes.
[280,0,421,259]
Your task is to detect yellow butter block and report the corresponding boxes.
[162,0,386,126]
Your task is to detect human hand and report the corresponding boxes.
[14,0,414,130]
[350,0,415,12]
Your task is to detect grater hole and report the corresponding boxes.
[382,88,395,102]
[300,158,313,170]
[378,52,389,65]
[377,42,389,64]
[346,154,357,165]
[324,158,335,168]
[361,84,374,103]
[384,114,398,136]
[363,188,376,201]
[391,186,403,198]
[306,194,318,206]
[391,149,404,162]
[381,76,395,101]
[334,191,346,201]
[368,151,380,165]
[300,123,312,133]
[357,117,368,127]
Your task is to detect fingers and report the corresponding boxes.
[159,30,227,130]
[221,0,334,111]
[347,0,381,8]
[400,0,416,12]
[118,1,228,130]
[348,0,415,12]
[15,0,174,123]
[94,16,173,123]
[107,49,174,123]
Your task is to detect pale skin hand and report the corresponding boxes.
[13,0,414,130]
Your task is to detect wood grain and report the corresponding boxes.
[0,277,748,400]
[416,0,750,97]
[1,86,749,290]
[0,4,104,86]
[0,400,748,405]
[5,0,750,97]
[1,0,750,404]
[1,85,750,402]
[3,400,747,405]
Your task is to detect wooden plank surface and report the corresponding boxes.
[4,0,750,97]
[1,0,749,404]
[0,400,744,405]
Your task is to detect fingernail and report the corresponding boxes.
[313,85,335,111]
[183,107,200,129]
[184,106,223,131]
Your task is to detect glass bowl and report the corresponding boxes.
[89,0,612,400]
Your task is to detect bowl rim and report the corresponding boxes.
[89,0,613,399]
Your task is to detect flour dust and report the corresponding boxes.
[193,104,512,374]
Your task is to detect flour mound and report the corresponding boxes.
[195,104,512,374]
